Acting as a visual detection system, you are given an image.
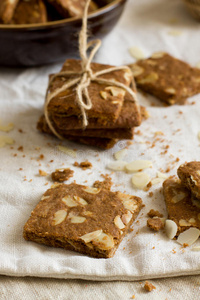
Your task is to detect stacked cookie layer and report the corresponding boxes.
[37,59,142,149]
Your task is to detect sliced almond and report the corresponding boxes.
[52,210,67,226]
[51,182,62,189]
[125,160,152,173]
[41,195,50,201]
[130,65,144,77]
[146,59,157,66]
[189,218,196,224]
[120,194,138,213]
[198,131,200,141]
[105,86,126,97]
[137,72,158,84]
[70,216,86,224]
[192,246,200,251]
[151,178,163,185]
[107,160,127,171]
[0,121,14,132]
[171,192,186,203]
[177,228,200,246]
[151,52,166,59]
[100,91,108,100]
[113,148,128,161]
[114,215,125,229]
[179,219,191,227]
[121,211,132,225]
[82,211,93,216]
[165,88,176,94]
[0,136,15,148]
[80,229,102,243]
[92,232,114,250]
[168,30,182,36]
[132,172,150,189]
[157,171,168,179]
[124,69,132,83]
[57,145,76,158]
[82,187,101,194]
[73,195,88,206]
[62,195,77,207]
[129,47,145,60]
[165,219,178,239]
[196,62,200,69]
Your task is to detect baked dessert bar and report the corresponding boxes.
[46,0,98,18]
[0,0,19,23]
[163,177,200,235]
[23,183,143,258]
[47,59,133,125]
[10,0,47,24]
[177,161,200,200]
[129,52,200,105]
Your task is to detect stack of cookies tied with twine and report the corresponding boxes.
[37,0,142,149]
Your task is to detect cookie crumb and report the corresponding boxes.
[51,168,74,182]
[147,218,164,231]
[144,281,156,292]
[39,169,48,176]
[147,209,163,218]
[73,161,92,170]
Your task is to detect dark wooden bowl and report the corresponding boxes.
[0,0,127,67]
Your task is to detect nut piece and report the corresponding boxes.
[120,194,138,213]
[0,136,15,148]
[177,228,200,246]
[80,229,103,243]
[132,172,150,189]
[92,232,115,250]
[125,160,152,173]
[0,121,14,132]
[121,211,132,225]
[171,192,186,203]
[70,216,86,224]
[100,91,108,100]
[137,72,158,84]
[151,52,166,59]
[179,219,191,227]
[165,219,178,239]
[57,145,76,158]
[52,210,67,225]
[62,195,77,207]
[165,87,176,94]
[129,47,145,60]
[73,196,88,206]
[130,65,144,77]
[114,215,125,229]
[113,148,128,161]
[82,187,101,194]
[157,171,168,179]
[41,195,50,201]
[107,161,127,171]
[105,86,126,97]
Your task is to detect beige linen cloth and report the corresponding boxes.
[1,0,200,283]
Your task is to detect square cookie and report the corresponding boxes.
[47,59,134,126]
[46,0,98,18]
[177,161,200,200]
[129,52,200,105]
[11,0,47,24]
[163,177,200,235]
[23,183,143,258]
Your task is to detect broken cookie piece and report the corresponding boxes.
[51,168,74,182]
[23,182,143,258]
[147,218,164,232]
[177,161,200,200]
[144,281,156,292]
[129,52,200,105]
[163,177,200,235]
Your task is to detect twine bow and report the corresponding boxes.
[44,0,138,140]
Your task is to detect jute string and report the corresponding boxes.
[44,0,138,140]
